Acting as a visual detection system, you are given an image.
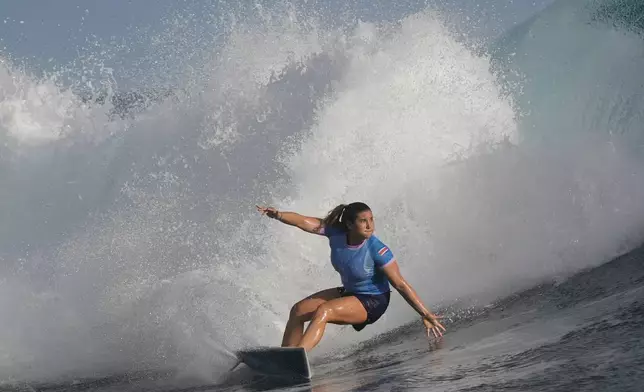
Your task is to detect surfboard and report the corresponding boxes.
[237,347,312,381]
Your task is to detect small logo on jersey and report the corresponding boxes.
[377,246,389,256]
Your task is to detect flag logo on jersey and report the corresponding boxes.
[378,246,389,256]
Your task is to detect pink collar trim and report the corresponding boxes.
[346,235,367,249]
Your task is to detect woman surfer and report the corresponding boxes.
[256,202,445,352]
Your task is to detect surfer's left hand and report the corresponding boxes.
[422,314,446,339]
[256,205,279,219]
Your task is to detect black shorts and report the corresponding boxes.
[337,287,391,331]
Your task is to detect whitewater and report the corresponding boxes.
[1,0,644,390]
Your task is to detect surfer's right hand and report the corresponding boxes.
[256,205,280,219]
[422,314,446,339]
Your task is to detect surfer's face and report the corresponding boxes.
[348,210,374,239]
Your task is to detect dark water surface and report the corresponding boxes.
[9,244,643,392]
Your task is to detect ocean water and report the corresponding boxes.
[1,0,643,390]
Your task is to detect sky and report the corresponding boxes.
[0,0,556,84]
[1,1,179,70]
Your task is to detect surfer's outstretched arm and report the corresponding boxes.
[383,261,446,339]
[256,205,324,234]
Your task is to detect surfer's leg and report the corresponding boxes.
[282,287,341,347]
[297,296,368,351]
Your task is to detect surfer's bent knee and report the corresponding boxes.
[289,303,299,318]
[289,301,315,321]
[311,304,332,323]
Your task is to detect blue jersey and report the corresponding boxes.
[319,226,395,295]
